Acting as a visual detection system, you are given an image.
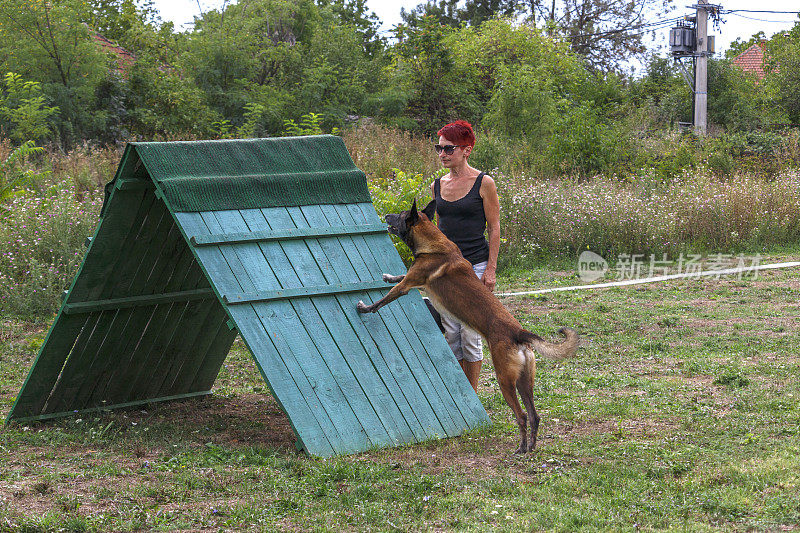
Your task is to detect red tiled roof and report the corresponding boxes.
[732,42,765,80]
[92,33,135,75]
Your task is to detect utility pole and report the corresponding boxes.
[694,0,709,135]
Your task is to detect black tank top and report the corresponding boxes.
[434,172,490,265]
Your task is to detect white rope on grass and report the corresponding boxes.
[495,261,800,298]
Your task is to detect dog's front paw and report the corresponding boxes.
[356,300,370,313]
[382,273,393,282]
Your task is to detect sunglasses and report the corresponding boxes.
[434,144,467,155]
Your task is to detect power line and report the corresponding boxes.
[727,12,800,24]
[724,9,800,15]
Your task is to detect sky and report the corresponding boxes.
[151,0,800,57]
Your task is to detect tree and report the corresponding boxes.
[525,0,675,72]
[0,72,59,142]
[399,0,517,30]
[765,22,800,124]
[725,31,766,60]
[399,0,462,30]
[390,15,481,133]
[0,0,113,144]
[316,0,385,56]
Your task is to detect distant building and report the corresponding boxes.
[732,42,766,80]
[92,33,135,75]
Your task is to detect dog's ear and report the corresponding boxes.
[408,199,420,225]
[422,200,436,221]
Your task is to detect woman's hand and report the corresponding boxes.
[482,269,496,292]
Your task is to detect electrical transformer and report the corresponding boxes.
[670,26,696,56]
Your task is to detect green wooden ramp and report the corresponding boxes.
[6,136,490,456]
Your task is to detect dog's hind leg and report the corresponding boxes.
[516,378,539,452]
[516,349,540,452]
[498,374,528,454]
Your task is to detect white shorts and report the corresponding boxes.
[439,261,487,362]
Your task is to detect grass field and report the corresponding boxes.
[1,256,799,532]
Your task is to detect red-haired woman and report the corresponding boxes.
[429,120,500,393]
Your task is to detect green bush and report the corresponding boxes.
[0,183,101,317]
[546,105,622,177]
[0,73,59,143]
[367,168,441,265]
[707,150,735,177]
[0,140,46,202]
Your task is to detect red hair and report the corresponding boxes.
[437,120,475,148]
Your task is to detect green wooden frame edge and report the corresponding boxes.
[7,391,213,424]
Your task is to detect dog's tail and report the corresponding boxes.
[516,327,579,360]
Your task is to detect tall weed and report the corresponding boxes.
[498,171,800,267]
[343,123,441,181]
[0,183,102,317]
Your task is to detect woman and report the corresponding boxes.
[429,120,501,393]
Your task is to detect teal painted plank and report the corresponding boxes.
[44,312,111,414]
[223,280,389,304]
[289,202,445,440]
[326,203,464,435]
[314,204,462,438]
[107,202,173,298]
[175,211,340,456]
[190,223,387,246]
[128,212,227,400]
[214,208,378,452]
[12,186,155,419]
[296,205,453,441]
[13,391,210,424]
[349,203,490,429]
[284,206,419,448]
[259,206,431,444]
[185,318,238,393]
[140,297,217,399]
[63,289,215,314]
[68,190,155,302]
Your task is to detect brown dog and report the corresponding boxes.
[357,200,578,453]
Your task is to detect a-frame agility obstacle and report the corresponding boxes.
[6,136,489,456]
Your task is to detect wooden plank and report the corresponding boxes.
[271,205,433,444]
[136,211,243,398]
[12,391,211,424]
[106,201,173,299]
[91,226,205,405]
[68,189,155,302]
[62,289,215,314]
[298,202,446,440]
[44,312,112,414]
[184,318,238,393]
[324,203,465,434]
[314,204,462,437]
[99,211,209,404]
[295,205,447,442]
[140,297,217,399]
[269,207,411,448]
[190,223,387,247]
[215,208,377,452]
[175,210,341,456]
[11,187,155,419]
[223,281,388,304]
[348,203,490,429]
[6,315,90,420]
[55,198,180,412]
[124,211,227,400]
